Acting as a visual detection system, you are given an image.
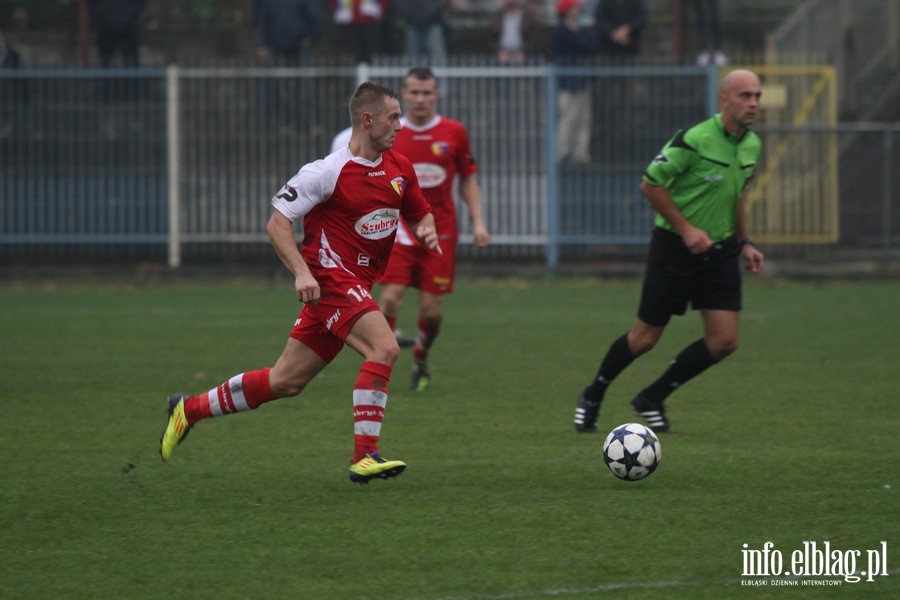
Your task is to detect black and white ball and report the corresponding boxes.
[602,422,662,481]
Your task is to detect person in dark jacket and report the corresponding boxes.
[89,0,145,68]
[553,0,598,166]
[255,0,324,136]
[255,0,322,67]
[595,0,646,59]
[392,0,454,66]
[89,0,145,105]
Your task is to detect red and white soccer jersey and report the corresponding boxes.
[271,146,432,287]
[391,115,478,246]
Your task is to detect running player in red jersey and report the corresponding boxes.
[159,81,441,484]
[380,66,490,391]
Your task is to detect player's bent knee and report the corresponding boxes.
[369,341,401,366]
[384,344,401,365]
[710,338,739,360]
[270,380,308,398]
[628,333,660,355]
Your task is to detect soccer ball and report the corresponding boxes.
[602,422,662,481]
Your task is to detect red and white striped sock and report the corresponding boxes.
[183,368,274,425]
[412,315,441,363]
[352,360,392,462]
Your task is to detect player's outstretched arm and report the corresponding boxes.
[735,192,764,273]
[460,175,490,248]
[266,211,320,304]
[640,180,712,254]
[407,213,442,254]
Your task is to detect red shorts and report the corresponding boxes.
[379,238,457,295]
[289,274,380,363]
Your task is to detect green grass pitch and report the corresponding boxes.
[1,276,897,599]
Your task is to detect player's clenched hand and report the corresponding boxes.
[415,225,442,254]
[680,225,713,255]
[295,272,320,304]
[472,225,490,248]
[743,244,765,273]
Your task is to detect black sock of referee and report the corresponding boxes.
[641,339,719,404]
[584,333,638,403]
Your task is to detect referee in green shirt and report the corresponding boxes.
[574,69,766,434]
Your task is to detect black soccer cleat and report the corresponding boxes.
[573,388,601,433]
[631,392,670,433]
[394,329,415,349]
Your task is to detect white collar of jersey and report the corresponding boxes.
[340,145,382,167]
[400,115,442,132]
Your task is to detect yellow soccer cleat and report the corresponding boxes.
[159,394,192,462]
[410,362,430,392]
[348,451,406,485]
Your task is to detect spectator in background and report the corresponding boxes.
[491,0,542,66]
[89,0,145,107]
[255,0,321,67]
[89,0,145,68]
[0,28,21,69]
[1,25,24,140]
[692,0,726,66]
[392,0,457,67]
[594,0,646,61]
[594,0,647,131]
[255,0,323,136]
[332,0,388,64]
[553,0,598,167]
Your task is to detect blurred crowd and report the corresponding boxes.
[0,0,736,69]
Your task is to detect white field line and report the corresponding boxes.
[414,569,899,600]
[417,579,717,600]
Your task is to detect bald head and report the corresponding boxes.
[718,69,762,135]
[720,69,761,95]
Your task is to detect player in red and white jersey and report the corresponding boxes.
[379,66,490,392]
[159,81,441,484]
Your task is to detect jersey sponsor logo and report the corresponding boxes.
[277,185,298,202]
[413,162,447,188]
[356,208,400,239]
[390,177,406,196]
[367,170,386,177]
[431,141,450,157]
[704,174,724,181]
[652,151,670,164]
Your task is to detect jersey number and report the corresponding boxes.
[346,285,372,303]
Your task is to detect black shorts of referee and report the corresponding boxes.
[638,227,743,327]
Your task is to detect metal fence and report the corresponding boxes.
[766,0,900,118]
[1,63,897,271]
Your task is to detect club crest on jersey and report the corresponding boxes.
[390,177,406,196]
[356,208,400,240]
[652,151,670,164]
[431,142,449,157]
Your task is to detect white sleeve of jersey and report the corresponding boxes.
[271,150,347,222]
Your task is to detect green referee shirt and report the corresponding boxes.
[642,113,762,242]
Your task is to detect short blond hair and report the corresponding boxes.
[349,81,400,128]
